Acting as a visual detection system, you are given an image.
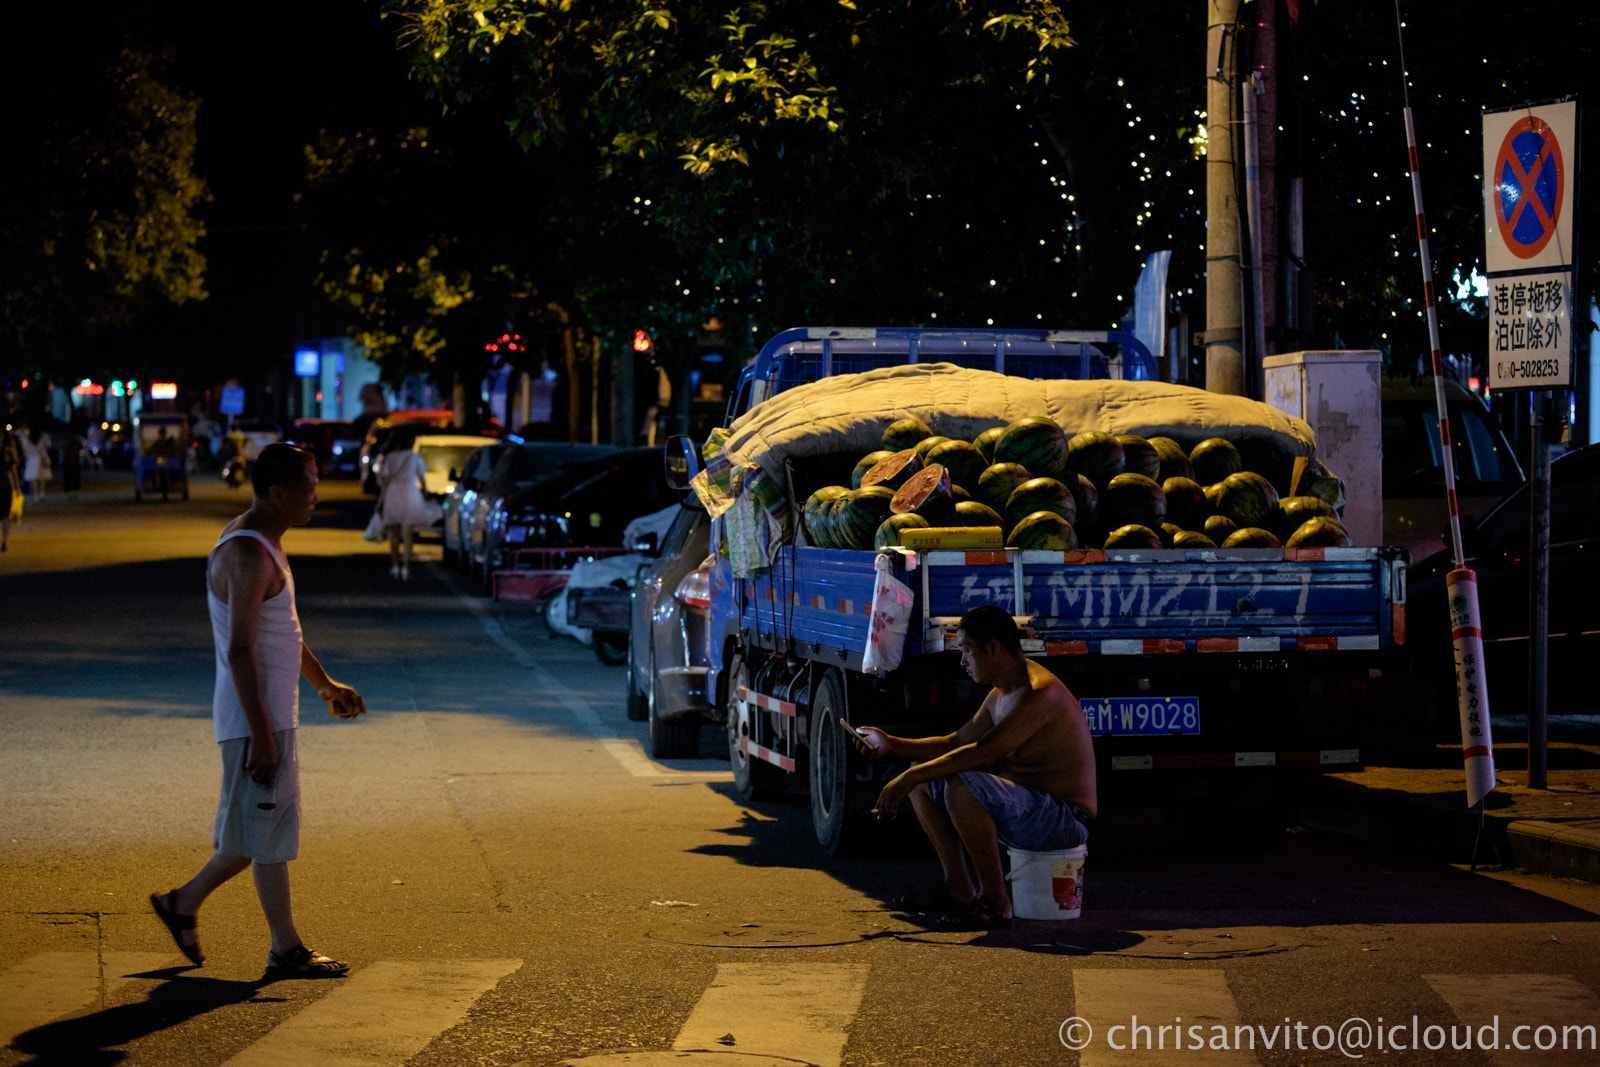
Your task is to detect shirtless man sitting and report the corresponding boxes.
[855,604,1097,929]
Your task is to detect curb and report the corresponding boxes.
[1299,778,1600,885]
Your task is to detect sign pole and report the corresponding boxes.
[1528,391,1550,789]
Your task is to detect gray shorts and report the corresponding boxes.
[213,729,300,863]
[926,771,1090,852]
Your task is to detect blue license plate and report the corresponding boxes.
[1082,697,1200,737]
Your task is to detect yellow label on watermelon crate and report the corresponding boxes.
[897,526,1005,550]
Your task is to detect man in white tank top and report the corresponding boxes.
[150,444,368,977]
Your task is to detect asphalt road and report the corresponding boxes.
[3,472,1599,1066]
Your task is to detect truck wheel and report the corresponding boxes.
[725,651,784,801]
[648,647,700,759]
[809,668,865,855]
[625,639,649,722]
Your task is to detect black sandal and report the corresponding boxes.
[150,891,204,965]
[888,883,963,914]
[265,944,350,978]
[932,898,1013,931]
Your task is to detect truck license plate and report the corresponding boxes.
[1082,697,1200,737]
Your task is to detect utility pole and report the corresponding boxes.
[1205,0,1246,396]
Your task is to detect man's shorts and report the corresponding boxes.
[926,771,1090,851]
[213,728,300,863]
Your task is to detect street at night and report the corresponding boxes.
[3,477,1599,1066]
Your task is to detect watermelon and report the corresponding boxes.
[890,463,955,522]
[913,435,952,461]
[1101,473,1166,530]
[1217,471,1281,529]
[1238,437,1295,496]
[804,486,852,546]
[881,417,932,452]
[1161,476,1207,530]
[972,426,1006,464]
[994,417,1069,478]
[1203,514,1239,542]
[976,462,1033,514]
[1275,495,1337,539]
[1297,459,1347,512]
[1203,482,1225,513]
[1070,473,1100,529]
[859,449,922,491]
[1065,431,1125,489]
[1287,516,1353,548]
[925,439,987,491]
[1158,522,1183,547]
[1150,437,1194,482]
[950,484,972,503]
[1006,511,1078,550]
[851,450,896,489]
[1004,477,1076,530]
[1173,529,1218,548]
[832,485,897,549]
[1117,435,1162,480]
[1222,527,1282,548]
[954,500,1005,528]
[1190,437,1243,486]
[874,513,931,549]
[1103,524,1163,550]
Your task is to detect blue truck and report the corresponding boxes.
[666,327,1410,853]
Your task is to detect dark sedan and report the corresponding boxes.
[622,498,715,759]
[492,447,682,561]
[1408,443,1599,735]
[467,441,621,591]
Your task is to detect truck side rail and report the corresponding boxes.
[738,546,1403,663]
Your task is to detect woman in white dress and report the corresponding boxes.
[376,447,442,580]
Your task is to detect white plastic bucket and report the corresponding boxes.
[1006,844,1086,920]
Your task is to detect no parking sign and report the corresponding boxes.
[1482,100,1577,391]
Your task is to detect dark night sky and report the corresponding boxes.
[109,0,424,377]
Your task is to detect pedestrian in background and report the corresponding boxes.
[60,427,87,500]
[375,446,440,581]
[2,425,22,551]
[20,427,50,500]
[150,443,367,977]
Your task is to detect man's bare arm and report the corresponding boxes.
[850,698,995,763]
[300,643,366,719]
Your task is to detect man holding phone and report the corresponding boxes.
[849,604,1096,929]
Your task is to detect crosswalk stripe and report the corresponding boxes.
[220,958,521,1067]
[669,963,869,1067]
[1427,974,1600,1066]
[1072,969,1260,1065]
[0,952,171,1049]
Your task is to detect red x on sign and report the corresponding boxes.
[1493,116,1565,260]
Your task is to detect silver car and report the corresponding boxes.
[443,442,510,568]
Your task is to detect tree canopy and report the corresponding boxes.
[2,40,209,380]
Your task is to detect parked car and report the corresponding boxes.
[411,434,499,498]
[465,442,620,588]
[1407,443,1598,735]
[623,498,715,758]
[290,419,358,476]
[443,441,511,568]
[1382,378,1523,562]
[492,446,679,554]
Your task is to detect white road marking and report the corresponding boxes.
[0,952,170,1048]
[1427,973,1600,1066]
[671,963,869,1067]
[1072,969,1260,1065]
[221,958,522,1067]
[451,582,728,781]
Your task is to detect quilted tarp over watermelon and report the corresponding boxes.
[719,363,1317,488]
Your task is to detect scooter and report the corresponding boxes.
[222,456,251,488]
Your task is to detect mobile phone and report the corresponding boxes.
[838,716,867,737]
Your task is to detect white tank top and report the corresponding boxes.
[207,529,303,742]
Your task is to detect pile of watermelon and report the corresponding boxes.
[801,416,1351,552]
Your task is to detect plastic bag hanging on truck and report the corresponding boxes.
[862,552,915,674]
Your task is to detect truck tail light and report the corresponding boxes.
[674,566,712,610]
